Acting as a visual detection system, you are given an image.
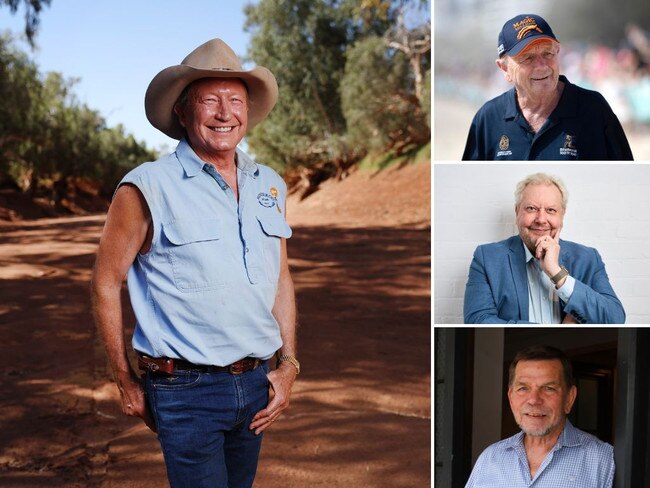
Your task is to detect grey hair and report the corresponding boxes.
[515,173,568,209]
[508,345,575,388]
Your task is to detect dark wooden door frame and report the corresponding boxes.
[614,329,650,488]
[434,328,474,488]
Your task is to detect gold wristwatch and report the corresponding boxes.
[278,354,300,375]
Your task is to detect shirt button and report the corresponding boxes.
[245,247,250,253]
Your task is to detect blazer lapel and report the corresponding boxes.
[558,240,568,317]
[508,236,529,321]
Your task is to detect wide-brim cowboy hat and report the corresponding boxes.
[145,38,278,140]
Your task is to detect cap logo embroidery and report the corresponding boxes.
[517,24,543,40]
[513,17,543,39]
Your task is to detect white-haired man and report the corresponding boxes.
[464,173,625,324]
[91,39,299,487]
[463,14,633,160]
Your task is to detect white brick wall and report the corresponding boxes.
[434,164,650,324]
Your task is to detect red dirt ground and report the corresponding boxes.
[0,161,431,487]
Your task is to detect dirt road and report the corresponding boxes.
[0,162,431,487]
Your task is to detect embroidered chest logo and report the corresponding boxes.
[497,135,512,157]
[499,135,510,150]
[257,186,282,213]
[560,134,578,157]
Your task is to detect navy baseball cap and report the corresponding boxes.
[498,14,559,58]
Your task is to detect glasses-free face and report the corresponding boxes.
[508,359,576,438]
[500,41,560,100]
[175,78,249,163]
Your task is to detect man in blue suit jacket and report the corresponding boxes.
[464,173,625,324]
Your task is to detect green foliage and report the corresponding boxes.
[1,0,51,46]
[0,35,156,199]
[341,35,429,153]
[244,0,363,170]
[244,0,430,173]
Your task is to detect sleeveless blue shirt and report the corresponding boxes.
[119,139,292,366]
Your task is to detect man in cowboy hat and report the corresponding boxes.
[91,39,299,487]
[462,14,633,160]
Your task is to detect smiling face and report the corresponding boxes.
[508,359,576,438]
[516,182,565,254]
[499,40,560,101]
[174,77,248,164]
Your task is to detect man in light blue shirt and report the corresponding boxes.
[464,172,625,324]
[92,39,299,488]
[465,345,614,488]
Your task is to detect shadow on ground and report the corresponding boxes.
[0,217,430,487]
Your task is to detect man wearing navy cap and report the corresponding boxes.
[462,14,634,160]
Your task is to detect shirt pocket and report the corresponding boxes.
[162,219,227,292]
[255,213,292,284]
[256,213,292,239]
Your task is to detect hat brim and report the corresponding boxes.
[145,65,278,140]
[502,36,559,58]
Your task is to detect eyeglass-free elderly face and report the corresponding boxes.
[508,358,577,439]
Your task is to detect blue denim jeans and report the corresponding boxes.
[144,361,270,488]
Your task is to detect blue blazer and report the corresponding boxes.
[464,235,625,324]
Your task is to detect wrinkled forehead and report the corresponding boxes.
[515,38,559,58]
[187,77,248,97]
[513,359,565,384]
[520,182,563,205]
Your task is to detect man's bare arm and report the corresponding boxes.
[90,184,155,430]
[249,238,297,434]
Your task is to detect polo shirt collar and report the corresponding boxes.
[175,139,259,178]
[506,75,576,121]
[550,75,578,119]
[504,86,519,120]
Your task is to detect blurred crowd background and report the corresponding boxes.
[434,0,650,159]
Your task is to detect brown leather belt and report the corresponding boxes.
[138,355,261,375]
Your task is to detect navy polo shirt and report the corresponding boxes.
[462,76,634,160]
